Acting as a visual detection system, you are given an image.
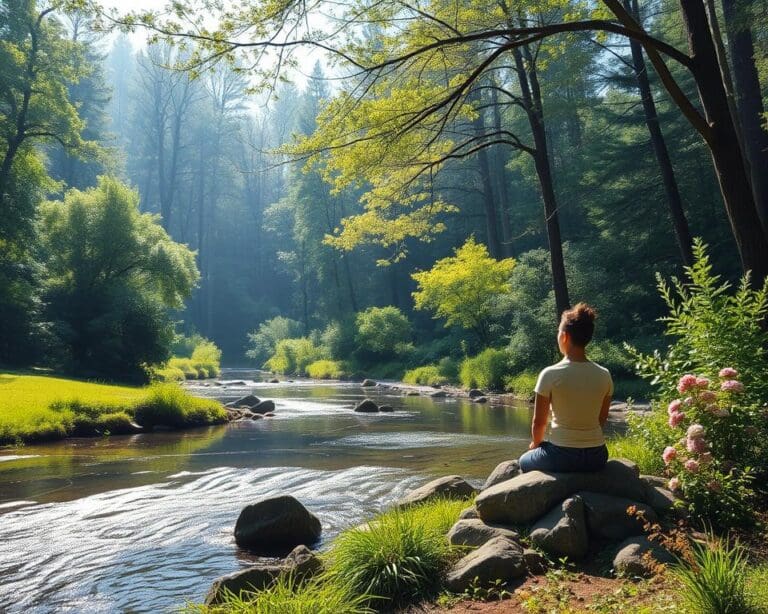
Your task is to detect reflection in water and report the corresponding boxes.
[0,373,533,612]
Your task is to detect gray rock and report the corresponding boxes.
[613,536,675,577]
[468,389,485,399]
[445,537,526,592]
[353,399,379,413]
[251,400,276,414]
[643,484,676,516]
[204,564,284,605]
[361,379,377,387]
[476,459,645,526]
[578,491,657,540]
[640,474,668,489]
[379,405,394,412]
[482,460,521,491]
[233,394,261,408]
[263,412,276,417]
[472,396,489,403]
[530,496,589,560]
[523,549,548,575]
[430,390,449,398]
[405,390,421,396]
[447,519,519,548]
[250,414,263,420]
[234,495,321,551]
[268,378,280,383]
[398,475,478,507]
[285,544,323,579]
[459,506,479,520]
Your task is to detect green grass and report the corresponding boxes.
[504,370,537,399]
[186,573,372,614]
[325,497,467,609]
[403,365,449,386]
[746,564,768,612]
[670,534,754,614]
[306,360,348,380]
[0,373,226,445]
[606,433,664,475]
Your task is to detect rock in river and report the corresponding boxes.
[251,400,276,414]
[231,394,261,408]
[398,475,478,507]
[234,495,321,552]
[361,379,377,387]
[354,399,379,413]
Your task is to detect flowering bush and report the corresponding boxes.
[661,370,759,528]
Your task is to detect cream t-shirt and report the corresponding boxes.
[534,358,613,448]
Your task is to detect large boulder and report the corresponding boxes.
[468,389,485,399]
[447,519,519,548]
[430,390,449,398]
[613,536,675,577]
[397,475,478,507]
[523,549,548,575]
[459,506,479,520]
[643,484,677,516]
[204,564,284,605]
[445,537,526,592]
[361,379,377,387]
[232,394,261,408]
[530,496,589,560]
[353,399,379,413]
[234,495,321,552]
[251,400,276,414]
[482,460,521,491]
[578,491,657,541]
[476,459,645,526]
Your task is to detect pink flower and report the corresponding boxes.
[718,367,738,379]
[668,477,681,491]
[707,480,722,493]
[695,377,710,389]
[687,436,708,454]
[721,380,744,393]
[686,424,705,439]
[685,459,700,473]
[683,396,695,406]
[699,390,717,403]
[662,446,677,465]
[677,374,698,394]
[667,399,682,415]
[668,411,685,428]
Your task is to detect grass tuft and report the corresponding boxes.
[403,365,449,386]
[134,384,227,430]
[606,433,664,475]
[306,360,348,380]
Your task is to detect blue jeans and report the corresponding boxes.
[518,441,608,473]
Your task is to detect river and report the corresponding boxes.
[0,370,533,613]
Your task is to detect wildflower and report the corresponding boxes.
[686,424,705,439]
[677,374,698,394]
[686,437,707,454]
[699,390,716,403]
[682,396,695,406]
[684,459,700,473]
[667,399,682,415]
[721,380,744,393]
[668,411,685,428]
[718,367,738,379]
[662,446,677,465]
[668,477,681,491]
[695,377,710,389]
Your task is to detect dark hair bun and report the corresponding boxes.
[560,302,597,346]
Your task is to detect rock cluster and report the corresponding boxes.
[353,399,396,413]
[225,395,277,421]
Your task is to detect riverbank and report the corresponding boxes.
[0,372,227,446]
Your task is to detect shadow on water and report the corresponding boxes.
[0,369,532,612]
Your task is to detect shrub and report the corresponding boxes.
[327,498,466,608]
[265,338,327,375]
[671,534,752,614]
[504,371,537,399]
[306,360,347,379]
[154,365,185,382]
[403,365,449,386]
[133,384,226,429]
[320,319,357,360]
[588,339,635,378]
[191,340,222,378]
[459,348,509,390]
[246,316,303,365]
[354,306,412,358]
[94,411,135,435]
[169,357,199,379]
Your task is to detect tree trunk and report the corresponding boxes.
[470,92,502,258]
[627,0,694,267]
[513,47,571,317]
[680,0,768,285]
[490,85,515,258]
[721,0,768,233]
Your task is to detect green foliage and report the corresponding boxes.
[38,178,199,381]
[320,319,357,360]
[606,432,663,475]
[459,348,509,391]
[670,534,753,614]
[588,340,635,379]
[133,384,227,430]
[306,360,348,379]
[265,337,327,375]
[247,317,304,365]
[191,341,222,378]
[354,306,412,358]
[403,365,449,386]
[504,371,537,399]
[412,238,515,343]
[746,564,768,611]
[326,498,466,608]
[187,572,372,614]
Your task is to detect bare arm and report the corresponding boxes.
[598,393,611,427]
[530,393,550,449]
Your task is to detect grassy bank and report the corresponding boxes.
[0,373,227,445]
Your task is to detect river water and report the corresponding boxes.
[0,370,533,613]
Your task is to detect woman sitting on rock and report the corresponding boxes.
[518,303,612,473]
